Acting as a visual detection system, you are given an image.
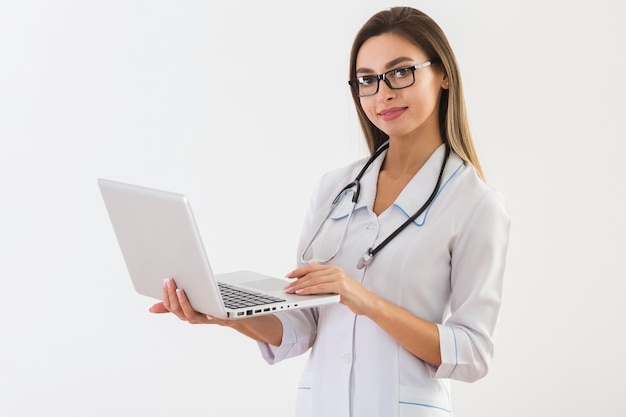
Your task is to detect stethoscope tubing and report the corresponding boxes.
[301,141,450,269]
[300,142,390,265]
[357,144,450,268]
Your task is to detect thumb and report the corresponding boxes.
[149,302,170,314]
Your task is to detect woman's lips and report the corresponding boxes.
[378,107,407,121]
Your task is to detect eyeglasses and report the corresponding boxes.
[348,60,432,97]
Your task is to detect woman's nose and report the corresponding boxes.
[378,81,396,100]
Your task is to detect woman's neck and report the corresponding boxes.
[382,134,443,180]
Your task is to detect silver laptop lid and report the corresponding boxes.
[98,178,228,318]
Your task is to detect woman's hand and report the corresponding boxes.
[149,278,231,326]
[287,264,442,365]
[149,278,283,345]
[285,264,377,316]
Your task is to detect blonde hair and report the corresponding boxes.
[349,7,484,179]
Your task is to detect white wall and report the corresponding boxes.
[1,1,624,416]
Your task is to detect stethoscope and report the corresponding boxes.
[300,141,451,269]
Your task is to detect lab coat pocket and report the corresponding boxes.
[399,385,451,416]
[295,370,314,417]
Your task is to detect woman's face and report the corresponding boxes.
[355,33,447,141]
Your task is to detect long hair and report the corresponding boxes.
[349,7,484,179]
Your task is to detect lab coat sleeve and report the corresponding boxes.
[258,173,330,365]
[258,165,361,365]
[257,308,319,364]
[432,189,511,382]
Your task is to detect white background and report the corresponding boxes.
[1,1,624,416]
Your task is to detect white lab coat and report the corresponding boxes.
[258,144,511,417]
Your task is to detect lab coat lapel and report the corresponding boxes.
[393,144,456,224]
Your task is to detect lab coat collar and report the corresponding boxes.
[357,144,464,223]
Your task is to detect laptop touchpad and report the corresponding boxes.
[244,278,289,292]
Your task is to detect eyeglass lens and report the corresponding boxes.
[351,67,415,97]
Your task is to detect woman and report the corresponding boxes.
[151,6,510,416]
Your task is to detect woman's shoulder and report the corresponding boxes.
[451,160,509,216]
[307,156,371,206]
[317,156,369,188]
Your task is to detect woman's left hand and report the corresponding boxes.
[287,264,442,366]
[285,264,377,316]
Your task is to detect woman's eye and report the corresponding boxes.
[392,68,411,78]
[360,76,377,86]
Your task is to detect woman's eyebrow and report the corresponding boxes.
[356,56,415,75]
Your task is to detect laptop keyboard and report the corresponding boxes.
[218,282,286,309]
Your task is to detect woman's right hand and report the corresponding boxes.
[149,278,283,345]
[149,278,230,326]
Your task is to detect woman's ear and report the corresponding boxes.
[441,74,449,90]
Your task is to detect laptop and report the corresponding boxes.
[98,178,340,319]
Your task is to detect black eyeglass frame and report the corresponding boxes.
[348,60,433,97]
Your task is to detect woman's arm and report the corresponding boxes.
[227,315,283,346]
[286,188,510,379]
[285,264,442,366]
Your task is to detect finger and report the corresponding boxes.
[294,280,338,295]
[285,274,319,292]
[149,302,169,313]
[288,271,339,294]
[290,266,335,285]
[161,279,171,310]
[205,315,231,326]
[162,278,177,311]
[286,263,326,279]
[164,278,186,318]
[175,288,197,318]
[176,289,209,324]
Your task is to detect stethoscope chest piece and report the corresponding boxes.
[356,248,374,270]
